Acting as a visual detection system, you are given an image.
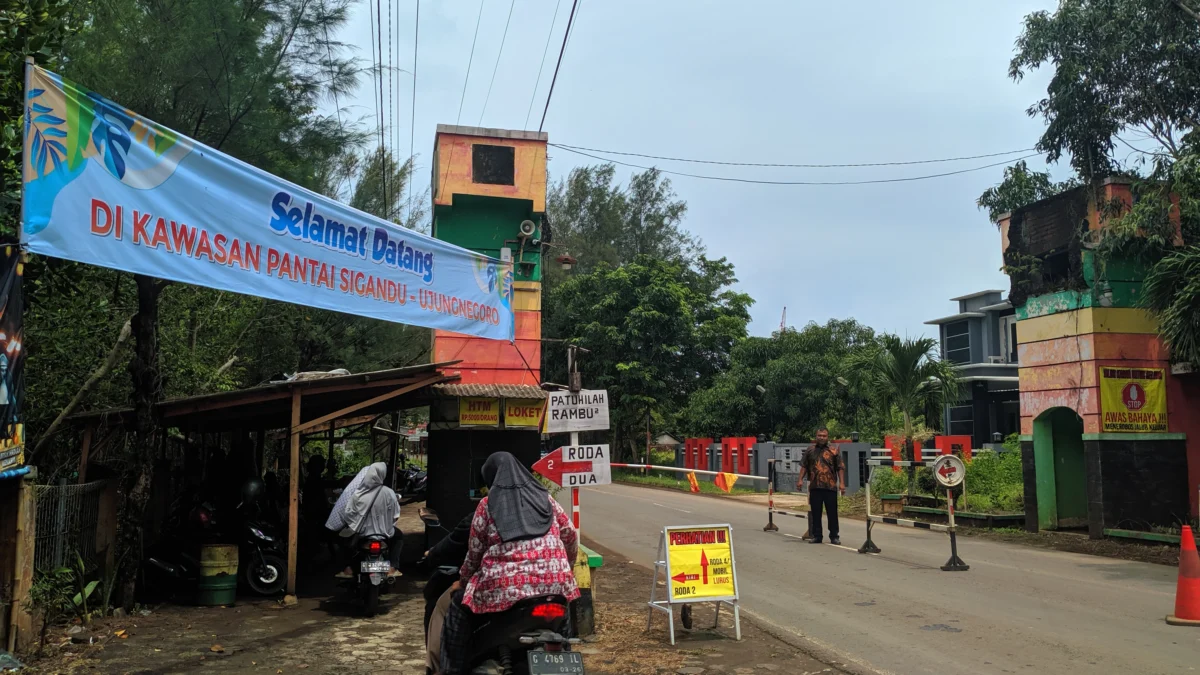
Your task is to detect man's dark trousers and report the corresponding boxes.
[808,488,839,541]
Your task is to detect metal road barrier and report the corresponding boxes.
[861,459,969,571]
[609,463,768,483]
[762,458,970,572]
[763,459,809,535]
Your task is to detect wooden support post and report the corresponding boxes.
[77,423,94,484]
[285,389,301,603]
[327,425,335,466]
[7,468,36,653]
[254,429,265,477]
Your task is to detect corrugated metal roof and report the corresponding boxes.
[432,383,547,399]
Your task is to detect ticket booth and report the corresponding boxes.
[426,125,550,532]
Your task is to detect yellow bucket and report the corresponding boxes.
[197,543,238,605]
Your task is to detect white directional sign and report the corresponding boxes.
[932,454,966,489]
[545,389,610,433]
[533,444,611,487]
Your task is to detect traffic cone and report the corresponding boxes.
[1167,525,1200,626]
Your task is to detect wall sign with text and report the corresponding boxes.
[1099,366,1168,433]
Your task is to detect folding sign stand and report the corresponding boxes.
[647,525,741,646]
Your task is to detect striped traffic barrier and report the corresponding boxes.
[763,459,809,539]
[861,458,969,571]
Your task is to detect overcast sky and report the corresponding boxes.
[332,0,1067,339]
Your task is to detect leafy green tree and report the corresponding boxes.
[976,160,1080,222]
[544,165,702,288]
[543,255,751,458]
[853,335,958,494]
[1009,0,1200,176]
[996,1,1200,365]
[681,319,883,442]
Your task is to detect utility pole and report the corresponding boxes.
[567,344,581,531]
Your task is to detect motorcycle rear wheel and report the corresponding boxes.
[244,553,287,595]
[363,583,381,616]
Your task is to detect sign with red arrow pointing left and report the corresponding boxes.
[932,454,966,489]
[532,444,611,487]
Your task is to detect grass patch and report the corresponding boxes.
[613,469,765,494]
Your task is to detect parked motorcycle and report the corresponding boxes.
[142,504,210,602]
[396,459,428,504]
[233,479,288,595]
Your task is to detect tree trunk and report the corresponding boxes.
[903,411,916,497]
[118,275,163,610]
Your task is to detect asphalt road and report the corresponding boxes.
[579,483,1199,675]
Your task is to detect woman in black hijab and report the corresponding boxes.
[439,452,579,674]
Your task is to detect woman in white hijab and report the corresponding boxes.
[326,462,402,578]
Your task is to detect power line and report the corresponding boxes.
[375,0,390,218]
[549,144,1045,186]
[439,0,487,206]
[406,0,419,216]
[320,1,348,198]
[549,143,1039,169]
[478,0,516,126]
[457,0,487,124]
[388,0,395,219]
[538,0,581,133]
[525,0,563,130]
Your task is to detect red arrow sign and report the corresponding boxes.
[671,572,699,584]
[532,447,593,486]
[700,550,709,585]
[937,463,958,480]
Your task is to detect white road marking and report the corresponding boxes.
[652,501,692,514]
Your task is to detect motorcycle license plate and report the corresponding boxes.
[527,650,585,674]
[360,560,390,573]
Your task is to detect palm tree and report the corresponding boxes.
[855,335,959,495]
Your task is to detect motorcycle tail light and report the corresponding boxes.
[368,541,382,554]
[531,603,566,620]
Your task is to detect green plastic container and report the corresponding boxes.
[197,543,238,606]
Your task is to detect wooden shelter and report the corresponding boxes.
[69,362,459,600]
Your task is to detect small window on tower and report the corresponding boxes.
[472,144,515,185]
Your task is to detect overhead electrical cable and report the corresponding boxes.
[388,0,395,219]
[478,0,516,125]
[549,144,1046,186]
[439,0,487,204]
[548,143,1039,168]
[406,0,419,216]
[538,0,581,133]
[375,0,390,219]
[456,0,487,124]
[320,1,349,197]
[525,0,563,130]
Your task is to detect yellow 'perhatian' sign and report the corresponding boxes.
[1100,366,1168,433]
[664,524,738,603]
[504,398,545,428]
[459,397,500,427]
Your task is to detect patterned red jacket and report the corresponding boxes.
[459,495,580,613]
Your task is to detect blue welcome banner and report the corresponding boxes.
[21,65,514,340]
